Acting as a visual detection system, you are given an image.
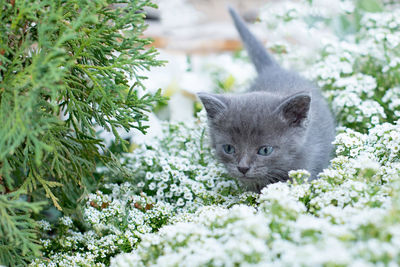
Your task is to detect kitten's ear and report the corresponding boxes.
[275,92,311,127]
[197,92,228,119]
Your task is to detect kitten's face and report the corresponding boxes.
[198,92,310,188]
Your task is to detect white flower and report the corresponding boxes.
[60,216,73,227]
[37,220,51,231]
[34,2,400,266]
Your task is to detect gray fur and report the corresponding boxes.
[198,8,335,192]
[228,6,277,73]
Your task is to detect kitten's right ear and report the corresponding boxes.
[197,92,228,119]
[274,92,311,127]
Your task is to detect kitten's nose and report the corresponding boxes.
[238,166,249,174]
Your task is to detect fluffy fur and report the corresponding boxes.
[198,7,335,192]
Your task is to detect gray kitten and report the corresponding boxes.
[198,7,335,192]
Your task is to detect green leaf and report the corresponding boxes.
[0,0,165,264]
[356,0,384,12]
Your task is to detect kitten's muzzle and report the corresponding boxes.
[237,166,250,174]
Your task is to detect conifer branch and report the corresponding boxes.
[0,0,165,264]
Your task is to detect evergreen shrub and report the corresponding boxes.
[0,0,163,265]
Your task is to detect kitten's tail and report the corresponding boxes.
[228,7,276,73]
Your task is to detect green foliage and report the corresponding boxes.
[0,0,164,265]
[22,0,400,265]
[0,193,45,266]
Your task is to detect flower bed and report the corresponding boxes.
[31,0,400,266]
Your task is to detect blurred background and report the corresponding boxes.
[103,0,385,147]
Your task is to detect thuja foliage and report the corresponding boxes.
[0,0,164,265]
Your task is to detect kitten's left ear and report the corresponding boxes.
[275,92,311,127]
[197,92,229,119]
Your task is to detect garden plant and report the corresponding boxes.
[0,0,163,265]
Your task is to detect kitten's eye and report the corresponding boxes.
[222,144,235,154]
[258,146,274,156]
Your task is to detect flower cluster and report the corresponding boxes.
[31,1,400,266]
[31,111,258,266]
[108,1,400,265]
[31,184,174,266]
[257,0,400,132]
[111,120,400,266]
[304,9,400,132]
[258,0,353,70]
[121,111,250,212]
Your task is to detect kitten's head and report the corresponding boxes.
[198,91,311,189]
